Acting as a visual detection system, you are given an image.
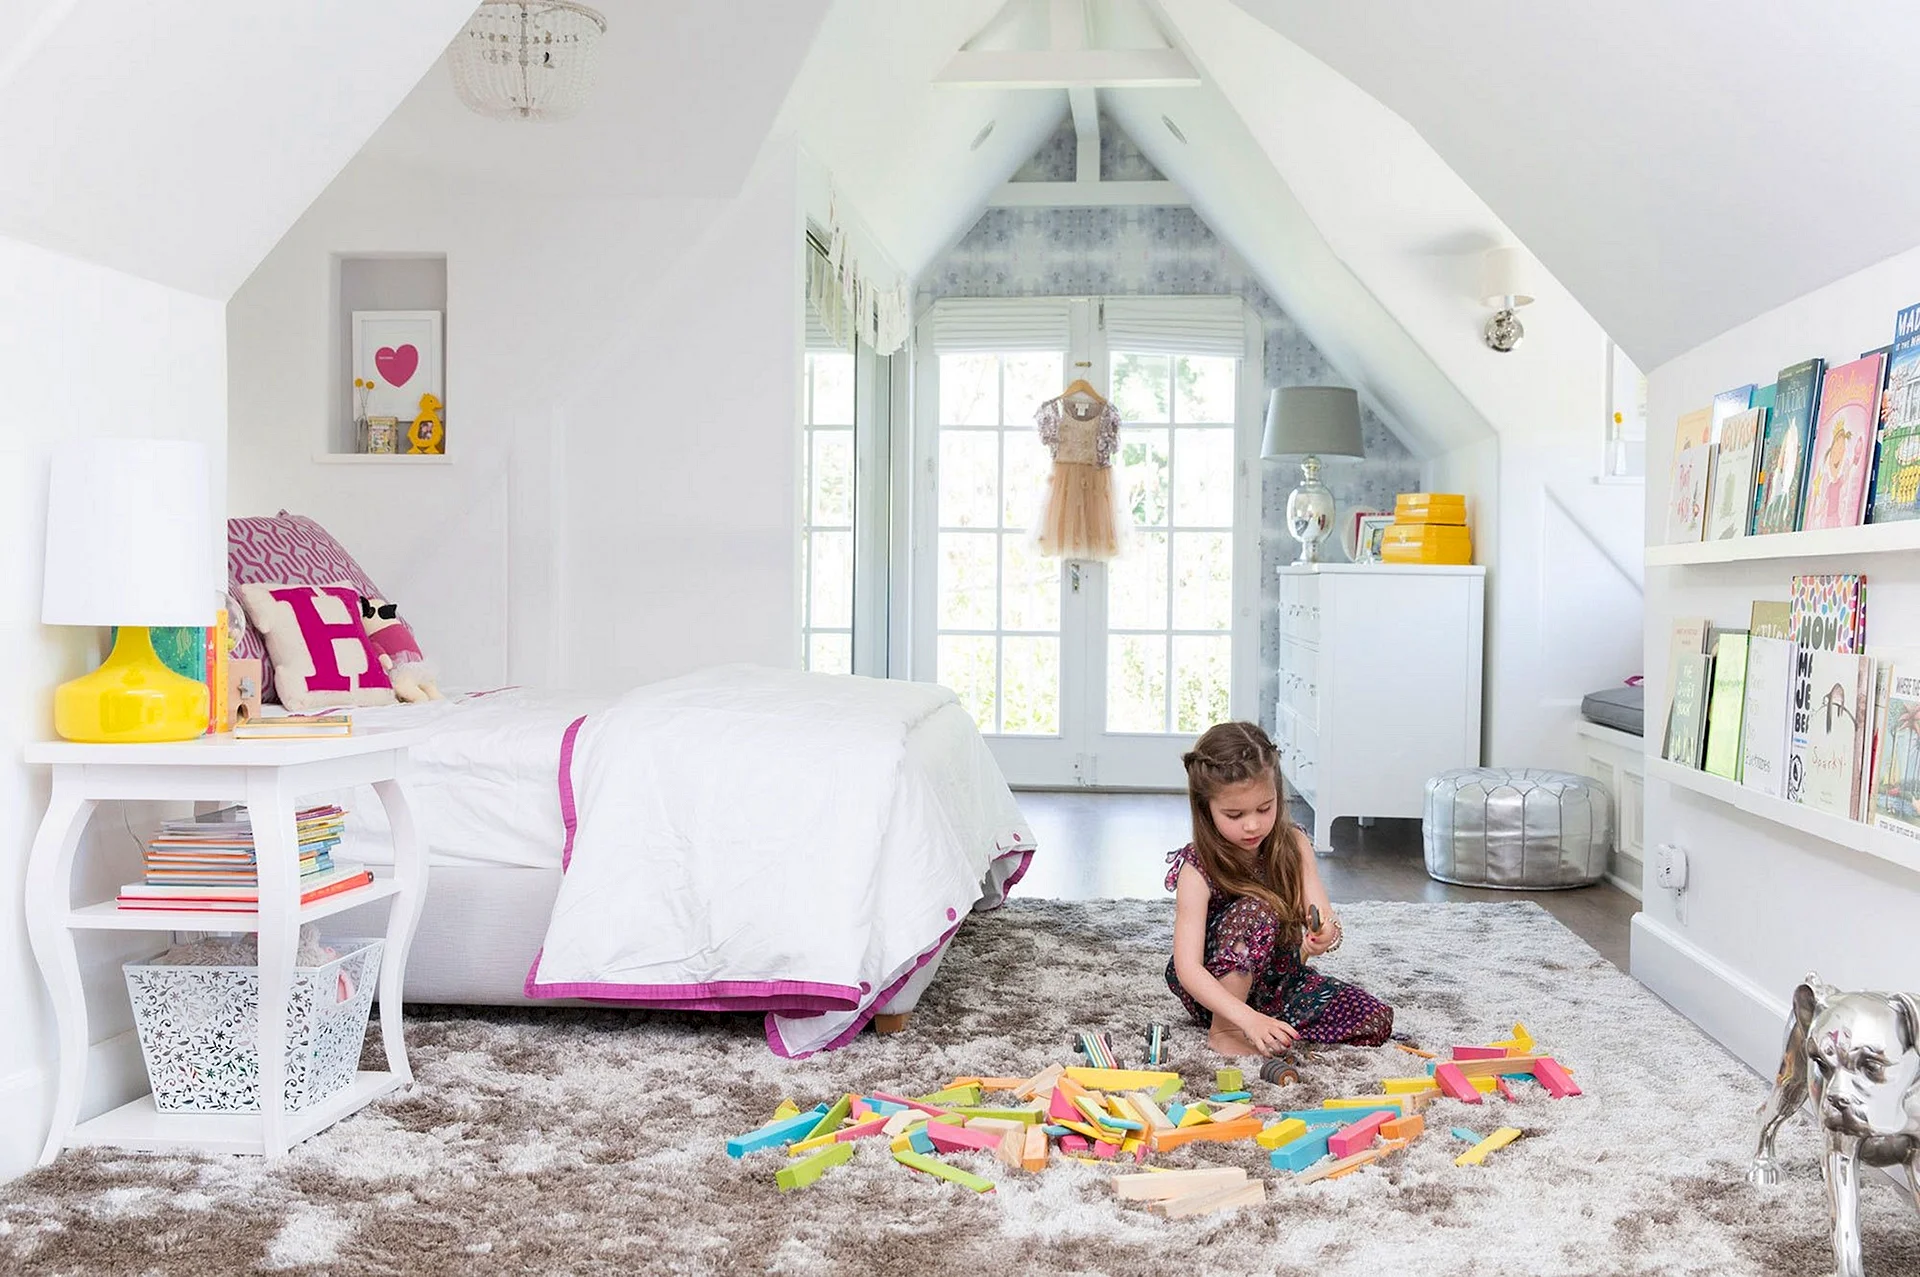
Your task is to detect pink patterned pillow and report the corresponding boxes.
[236,582,396,711]
[229,513,385,704]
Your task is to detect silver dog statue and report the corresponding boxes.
[1747,973,1920,1277]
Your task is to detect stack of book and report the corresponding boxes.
[233,711,353,740]
[115,804,372,912]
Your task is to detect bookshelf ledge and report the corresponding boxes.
[1646,519,1920,567]
[1648,757,1920,877]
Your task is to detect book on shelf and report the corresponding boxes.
[1749,600,1792,641]
[1741,635,1794,798]
[1707,407,1766,539]
[1754,357,1826,535]
[1802,352,1885,531]
[1862,659,1894,823]
[1667,442,1714,543]
[1710,384,1756,444]
[232,711,354,739]
[1790,574,1867,653]
[1702,632,1750,780]
[1665,652,1713,769]
[114,864,374,911]
[1871,667,1920,839]
[1871,302,1920,523]
[1674,406,1713,456]
[1662,617,1711,745]
[1790,650,1871,819]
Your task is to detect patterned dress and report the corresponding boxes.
[1164,845,1393,1045]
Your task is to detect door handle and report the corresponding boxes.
[1069,562,1082,594]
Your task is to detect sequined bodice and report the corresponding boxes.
[1035,396,1120,467]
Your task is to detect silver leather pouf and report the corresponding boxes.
[1422,767,1612,889]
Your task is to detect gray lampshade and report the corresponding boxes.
[1262,386,1365,459]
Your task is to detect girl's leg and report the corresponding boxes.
[1204,899,1286,1056]
[1207,970,1259,1055]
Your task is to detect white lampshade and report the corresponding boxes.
[1263,387,1366,459]
[1480,246,1535,308]
[42,439,215,626]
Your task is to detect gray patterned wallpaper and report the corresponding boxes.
[919,120,1424,736]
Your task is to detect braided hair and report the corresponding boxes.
[1182,722,1306,946]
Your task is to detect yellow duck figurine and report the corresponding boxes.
[409,393,445,455]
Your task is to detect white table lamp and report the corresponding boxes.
[42,439,215,742]
[1263,387,1366,565]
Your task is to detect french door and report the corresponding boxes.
[911,297,1262,788]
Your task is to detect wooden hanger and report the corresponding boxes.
[1061,378,1107,404]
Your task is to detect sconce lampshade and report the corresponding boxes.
[1480,247,1536,308]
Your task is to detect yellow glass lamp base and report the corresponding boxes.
[54,625,210,743]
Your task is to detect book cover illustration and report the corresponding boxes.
[1862,659,1893,822]
[1667,443,1714,543]
[1707,407,1766,539]
[1674,406,1714,455]
[1872,668,1920,839]
[1871,302,1920,523]
[1665,652,1713,769]
[1663,616,1710,744]
[1790,574,1866,653]
[1703,632,1750,780]
[1741,635,1794,798]
[1791,650,1870,819]
[1802,352,1885,530]
[1710,384,1756,443]
[1749,600,1791,641]
[1754,358,1826,534]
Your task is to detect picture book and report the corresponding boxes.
[1870,302,1920,524]
[1791,650,1870,819]
[1802,352,1885,530]
[1740,635,1794,798]
[1754,358,1825,534]
[1872,667,1920,839]
[1706,407,1765,539]
[1664,617,1710,723]
[1753,383,1778,417]
[1665,652,1713,769]
[1674,406,1714,454]
[1702,632,1750,780]
[1666,443,1714,543]
[1862,659,1893,822]
[1790,574,1867,653]
[1710,384,1756,443]
[1749,600,1791,641]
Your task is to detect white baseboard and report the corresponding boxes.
[1606,870,1643,901]
[0,1031,148,1184]
[1630,914,1788,1075]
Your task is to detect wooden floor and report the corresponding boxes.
[1013,790,1641,970]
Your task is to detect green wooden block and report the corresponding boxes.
[944,1106,1042,1124]
[913,1085,984,1107]
[1152,1076,1182,1105]
[1216,1068,1244,1093]
[776,1141,854,1192]
[893,1148,994,1193]
[803,1094,853,1144]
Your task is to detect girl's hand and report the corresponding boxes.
[1302,914,1342,958]
[1234,1009,1299,1056]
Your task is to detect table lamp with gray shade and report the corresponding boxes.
[1263,386,1365,564]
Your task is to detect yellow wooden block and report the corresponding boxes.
[1060,1120,1106,1142]
[1063,1067,1183,1091]
[1121,1136,1146,1155]
[1469,1076,1498,1094]
[788,1130,842,1157]
[1382,1078,1442,1095]
[1255,1118,1307,1150]
[1325,1095,1406,1110]
[772,1098,800,1121]
[1455,1126,1522,1166]
[1177,1108,1212,1128]
[889,1132,915,1153]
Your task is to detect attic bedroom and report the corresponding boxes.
[3,2,1917,1274]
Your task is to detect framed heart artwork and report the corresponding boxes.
[351,310,444,426]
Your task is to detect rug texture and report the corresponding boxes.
[2,899,1916,1276]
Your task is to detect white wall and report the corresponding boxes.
[1636,243,1920,1072]
[0,234,227,1180]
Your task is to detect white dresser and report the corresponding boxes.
[1276,563,1486,851]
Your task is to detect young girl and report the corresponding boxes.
[1166,722,1394,1056]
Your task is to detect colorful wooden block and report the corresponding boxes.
[834,1117,890,1142]
[1393,1042,1437,1059]
[1126,1091,1176,1132]
[1041,1124,1071,1137]
[926,1124,1003,1155]
[1327,1111,1391,1158]
[1216,1067,1245,1093]
[1273,1105,1399,1125]
[1176,1107,1212,1128]
[1450,1126,1482,1142]
[1154,1179,1266,1217]
[1114,1166,1248,1201]
[1060,1134,1090,1153]
[1380,1113,1425,1142]
[964,1117,1027,1137]
[1255,1118,1308,1150]
[1269,1128,1334,1172]
[1454,1126,1522,1166]
[881,1111,926,1139]
[1383,1077,1442,1094]
[1208,1091,1253,1103]
[1496,1079,1520,1103]
[1059,1120,1105,1142]
[1433,1062,1484,1104]
[1063,1067,1182,1091]
[1166,1103,1187,1124]
[850,1099,875,1121]
[1075,1096,1140,1131]
[1451,1045,1509,1061]
[1533,1057,1581,1097]
[1451,1055,1546,1079]
[1152,1076,1183,1105]
[1049,1086,1084,1123]
[776,1141,854,1191]
[914,1085,983,1108]
[771,1098,800,1121]
[1147,1116,1262,1151]
[949,1107,1044,1125]
[1303,1139,1407,1184]
[893,1148,995,1193]
[787,1130,845,1157]
[802,1094,854,1143]
[1022,1125,1049,1172]
[872,1091,947,1117]
[726,1105,831,1158]
[1093,1140,1120,1158]
[1207,1102,1254,1124]
[908,1127,936,1155]
[996,1127,1026,1169]
[1325,1094,1409,1110]
[864,1097,908,1117]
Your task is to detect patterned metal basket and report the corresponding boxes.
[124,938,383,1113]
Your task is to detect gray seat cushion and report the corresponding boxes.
[1580,684,1643,736]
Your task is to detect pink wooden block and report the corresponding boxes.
[1533,1057,1582,1098]
[1132,1144,1150,1163]
[1060,1134,1090,1153]
[836,1117,890,1142]
[873,1091,947,1116]
[850,1100,875,1121]
[927,1124,1003,1154]
[1452,1046,1508,1061]
[1496,1079,1519,1103]
[1327,1111,1391,1158]
[1433,1063,1484,1104]
[1049,1087,1082,1123]
[1093,1141,1120,1158]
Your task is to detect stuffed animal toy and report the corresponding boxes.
[358,596,442,702]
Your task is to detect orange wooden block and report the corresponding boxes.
[1147,1116,1263,1152]
[1381,1113,1425,1142]
[1022,1125,1048,1172]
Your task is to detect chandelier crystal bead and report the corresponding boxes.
[448,1,607,122]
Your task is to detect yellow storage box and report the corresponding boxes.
[1392,492,1468,525]
[1380,522,1472,565]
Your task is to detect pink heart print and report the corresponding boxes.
[374,344,419,387]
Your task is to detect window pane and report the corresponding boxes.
[1003,353,1065,426]
[808,632,852,676]
[812,352,855,426]
[1118,428,1171,527]
[1107,529,1168,631]
[939,635,998,732]
[940,353,1000,426]
[1002,428,1050,529]
[1111,352,1170,423]
[1107,634,1168,733]
[810,530,853,630]
[938,532,997,629]
[812,430,854,526]
[1172,531,1233,631]
[1172,428,1234,527]
[1176,355,1236,424]
[1172,635,1232,734]
[1001,534,1060,632]
[940,431,999,528]
[1001,636,1060,735]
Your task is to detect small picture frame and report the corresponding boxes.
[351,310,443,424]
[362,416,400,455]
[1354,514,1396,563]
[1343,508,1390,560]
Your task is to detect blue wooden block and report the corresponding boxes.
[1500,1072,1536,1083]
[1450,1127,1483,1143]
[1269,1128,1334,1173]
[864,1097,908,1116]
[726,1105,831,1158]
[1208,1091,1253,1103]
[1041,1125,1072,1137]
[1167,1103,1187,1124]
[908,1127,936,1155]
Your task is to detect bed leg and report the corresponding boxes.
[873,1013,910,1036]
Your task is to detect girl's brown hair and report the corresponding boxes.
[1183,722,1306,945]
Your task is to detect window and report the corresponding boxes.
[801,346,856,673]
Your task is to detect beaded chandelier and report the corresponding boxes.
[448,1,607,122]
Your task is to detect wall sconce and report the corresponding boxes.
[1480,246,1535,353]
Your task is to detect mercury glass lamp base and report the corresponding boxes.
[1286,455,1335,565]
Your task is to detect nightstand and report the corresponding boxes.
[24,726,430,1162]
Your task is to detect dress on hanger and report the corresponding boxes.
[1033,393,1125,560]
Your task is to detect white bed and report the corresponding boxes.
[319,671,1033,1054]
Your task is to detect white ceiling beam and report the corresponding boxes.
[1069,87,1100,182]
[989,180,1188,208]
[935,48,1201,89]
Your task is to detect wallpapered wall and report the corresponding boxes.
[919,116,1426,737]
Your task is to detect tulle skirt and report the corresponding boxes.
[1034,461,1125,561]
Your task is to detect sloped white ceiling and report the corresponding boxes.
[0,0,478,298]
[1229,0,1920,368]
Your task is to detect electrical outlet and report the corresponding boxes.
[1654,843,1689,893]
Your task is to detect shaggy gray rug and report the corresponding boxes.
[2,899,1916,1276]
